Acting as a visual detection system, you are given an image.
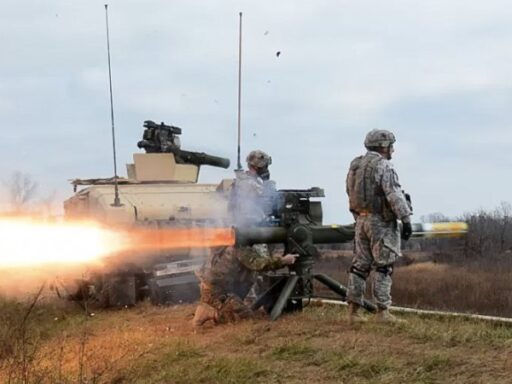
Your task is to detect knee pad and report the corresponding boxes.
[375,264,394,276]
[349,265,370,280]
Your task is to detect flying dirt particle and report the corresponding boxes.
[276,51,281,57]
[264,30,269,35]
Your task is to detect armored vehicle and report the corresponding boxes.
[64,120,234,307]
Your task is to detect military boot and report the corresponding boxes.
[375,309,405,324]
[347,302,367,325]
[192,303,218,327]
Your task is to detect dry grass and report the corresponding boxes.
[393,262,512,317]
[314,250,512,318]
[1,244,511,383]
[1,301,512,383]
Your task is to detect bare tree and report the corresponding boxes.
[461,202,512,259]
[420,212,450,223]
[3,171,39,212]
[495,202,512,253]
[39,190,57,218]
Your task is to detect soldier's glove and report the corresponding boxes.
[281,254,299,266]
[401,222,412,241]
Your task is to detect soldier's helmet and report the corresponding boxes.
[364,129,396,149]
[246,150,272,169]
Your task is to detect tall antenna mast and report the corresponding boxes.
[236,12,243,171]
[104,4,122,207]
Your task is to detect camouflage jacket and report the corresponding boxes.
[229,170,276,226]
[200,244,284,298]
[346,151,411,221]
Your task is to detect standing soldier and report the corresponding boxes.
[345,130,412,324]
[193,150,297,326]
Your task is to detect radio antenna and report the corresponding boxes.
[236,11,243,171]
[104,4,122,207]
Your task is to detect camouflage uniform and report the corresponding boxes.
[229,170,276,227]
[198,244,284,323]
[346,150,411,310]
[197,157,280,323]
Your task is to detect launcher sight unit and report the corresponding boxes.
[269,187,325,227]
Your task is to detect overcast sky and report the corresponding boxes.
[0,0,511,223]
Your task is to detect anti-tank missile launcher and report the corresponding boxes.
[231,188,467,319]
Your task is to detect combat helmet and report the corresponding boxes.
[246,150,272,169]
[364,129,396,149]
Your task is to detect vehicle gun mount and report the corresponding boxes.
[137,120,230,169]
[137,120,183,153]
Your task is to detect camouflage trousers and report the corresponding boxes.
[347,215,401,310]
[199,281,254,323]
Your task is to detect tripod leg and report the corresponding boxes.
[314,273,377,313]
[314,274,348,297]
[270,275,299,321]
[251,276,286,311]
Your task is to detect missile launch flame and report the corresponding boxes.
[0,215,465,270]
[124,227,235,252]
[0,217,128,268]
[0,216,235,269]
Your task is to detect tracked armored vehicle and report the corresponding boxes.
[64,120,234,307]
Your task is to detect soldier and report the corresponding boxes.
[192,245,297,326]
[345,130,412,324]
[193,150,297,326]
[229,149,277,227]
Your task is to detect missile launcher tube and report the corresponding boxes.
[235,222,467,246]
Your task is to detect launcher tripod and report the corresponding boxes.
[247,223,377,320]
[233,188,375,320]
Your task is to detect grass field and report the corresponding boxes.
[1,298,512,384]
[2,246,512,383]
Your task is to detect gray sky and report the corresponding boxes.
[0,0,511,223]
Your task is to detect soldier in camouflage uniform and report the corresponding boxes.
[193,245,296,325]
[229,149,277,227]
[345,130,413,324]
[193,150,297,326]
